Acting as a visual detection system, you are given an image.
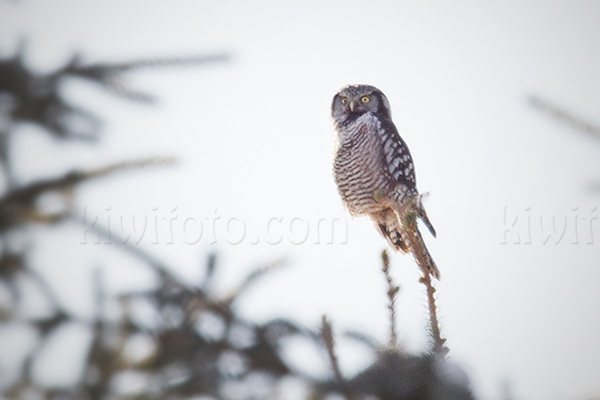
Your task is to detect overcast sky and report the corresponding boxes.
[1,1,600,399]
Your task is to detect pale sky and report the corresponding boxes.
[1,1,600,399]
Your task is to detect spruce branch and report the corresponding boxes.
[420,272,447,356]
[0,51,231,139]
[397,195,448,355]
[0,156,175,231]
[62,53,231,105]
[381,249,400,348]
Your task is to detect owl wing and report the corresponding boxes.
[378,119,436,237]
[378,119,417,195]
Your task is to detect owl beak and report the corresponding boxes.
[349,100,356,112]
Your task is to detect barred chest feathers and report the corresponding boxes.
[333,113,395,216]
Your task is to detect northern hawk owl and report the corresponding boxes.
[331,84,439,279]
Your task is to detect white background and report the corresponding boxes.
[1,1,600,399]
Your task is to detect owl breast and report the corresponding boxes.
[333,113,395,216]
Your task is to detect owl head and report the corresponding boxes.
[331,84,392,126]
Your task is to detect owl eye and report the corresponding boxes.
[341,98,348,104]
[361,96,370,103]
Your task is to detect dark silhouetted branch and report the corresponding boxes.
[530,95,600,141]
[221,258,286,304]
[0,156,175,231]
[321,315,343,384]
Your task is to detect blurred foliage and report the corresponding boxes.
[0,48,474,399]
[529,94,600,192]
[529,95,600,143]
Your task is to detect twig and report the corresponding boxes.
[66,53,231,76]
[529,95,600,141]
[82,267,112,399]
[63,54,232,105]
[321,315,343,384]
[419,273,447,355]
[380,250,400,348]
[79,218,183,286]
[0,127,16,188]
[201,252,218,290]
[221,258,286,304]
[342,330,378,351]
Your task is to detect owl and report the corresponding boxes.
[331,84,439,279]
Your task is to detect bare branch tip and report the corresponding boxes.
[320,315,343,384]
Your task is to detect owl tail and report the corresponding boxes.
[375,210,440,280]
[408,228,441,280]
[377,221,410,253]
[416,194,436,238]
